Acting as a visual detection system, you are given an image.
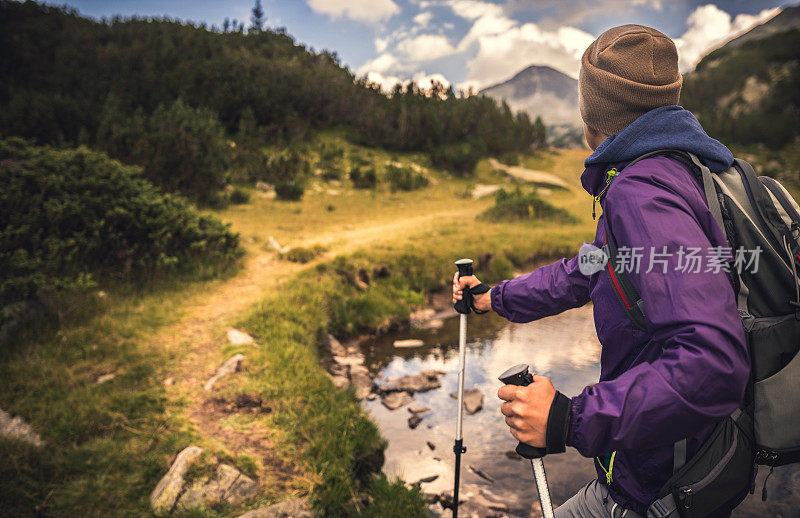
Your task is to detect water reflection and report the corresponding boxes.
[361,305,799,517]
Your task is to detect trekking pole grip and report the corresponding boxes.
[454,258,474,315]
[499,364,548,460]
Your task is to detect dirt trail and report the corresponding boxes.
[150,207,479,491]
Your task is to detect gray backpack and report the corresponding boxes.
[602,150,800,517]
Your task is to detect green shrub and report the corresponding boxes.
[429,141,484,176]
[275,181,304,200]
[385,164,429,192]
[480,187,576,223]
[0,138,242,333]
[266,149,311,185]
[349,166,377,189]
[96,97,231,203]
[281,245,327,263]
[229,186,251,204]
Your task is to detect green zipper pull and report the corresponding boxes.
[591,169,618,221]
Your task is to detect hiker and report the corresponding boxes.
[453,25,751,517]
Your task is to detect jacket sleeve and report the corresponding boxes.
[567,163,749,456]
[491,254,591,323]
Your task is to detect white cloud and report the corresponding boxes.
[412,71,451,91]
[413,11,434,27]
[448,0,595,86]
[364,71,403,92]
[357,52,399,75]
[375,37,389,53]
[675,4,780,72]
[398,34,457,61]
[306,0,400,23]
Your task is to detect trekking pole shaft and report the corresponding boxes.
[455,313,467,440]
[452,312,467,517]
[531,458,555,518]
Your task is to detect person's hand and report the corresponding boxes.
[452,271,492,312]
[498,375,557,448]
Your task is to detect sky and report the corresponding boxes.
[53,0,791,92]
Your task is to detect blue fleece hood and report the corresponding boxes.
[584,105,734,173]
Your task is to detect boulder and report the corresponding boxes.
[381,391,413,410]
[204,354,246,391]
[227,329,255,346]
[0,408,43,447]
[150,446,204,513]
[237,498,315,517]
[175,463,257,510]
[408,414,423,429]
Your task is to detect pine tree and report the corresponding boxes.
[250,0,265,33]
[223,17,230,32]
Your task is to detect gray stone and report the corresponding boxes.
[332,354,364,367]
[381,391,413,410]
[468,465,495,484]
[327,334,348,357]
[175,463,258,510]
[150,445,203,513]
[96,373,115,384]
[377,370,442,394]
[204,354,245,391]
[328,374,349,389]
[237,498,315,517]
[0,408,43,447]
[450,388,484,414]
[407,405,431,414]
[227,329,255,346]
[349,371,374,399]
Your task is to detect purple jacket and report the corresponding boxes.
[491,106,749,514]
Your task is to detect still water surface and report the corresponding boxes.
[360,306,799,517]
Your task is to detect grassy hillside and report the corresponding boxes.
[681,29,800,184]
[0,1,545,197]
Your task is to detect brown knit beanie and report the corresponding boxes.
[579,24,682,136]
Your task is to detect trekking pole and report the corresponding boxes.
[499,364,555,518]
[451,258,474,518]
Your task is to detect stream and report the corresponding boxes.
[360,305,800,517]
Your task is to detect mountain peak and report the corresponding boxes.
[478,64,580,127]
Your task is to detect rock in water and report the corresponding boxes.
[227,329,255,346]
[237,498,315,517]
[377,370,442,394]
[408,414,423,429]
[381,391,413,410]
[0,408,43,447]
[204,354,245,391]
[427,441,436,451]
[407,405,431,414]
[468,465,496,484]
[449,388,484,414]
[393,339,424,348]
[150,446,204,513]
